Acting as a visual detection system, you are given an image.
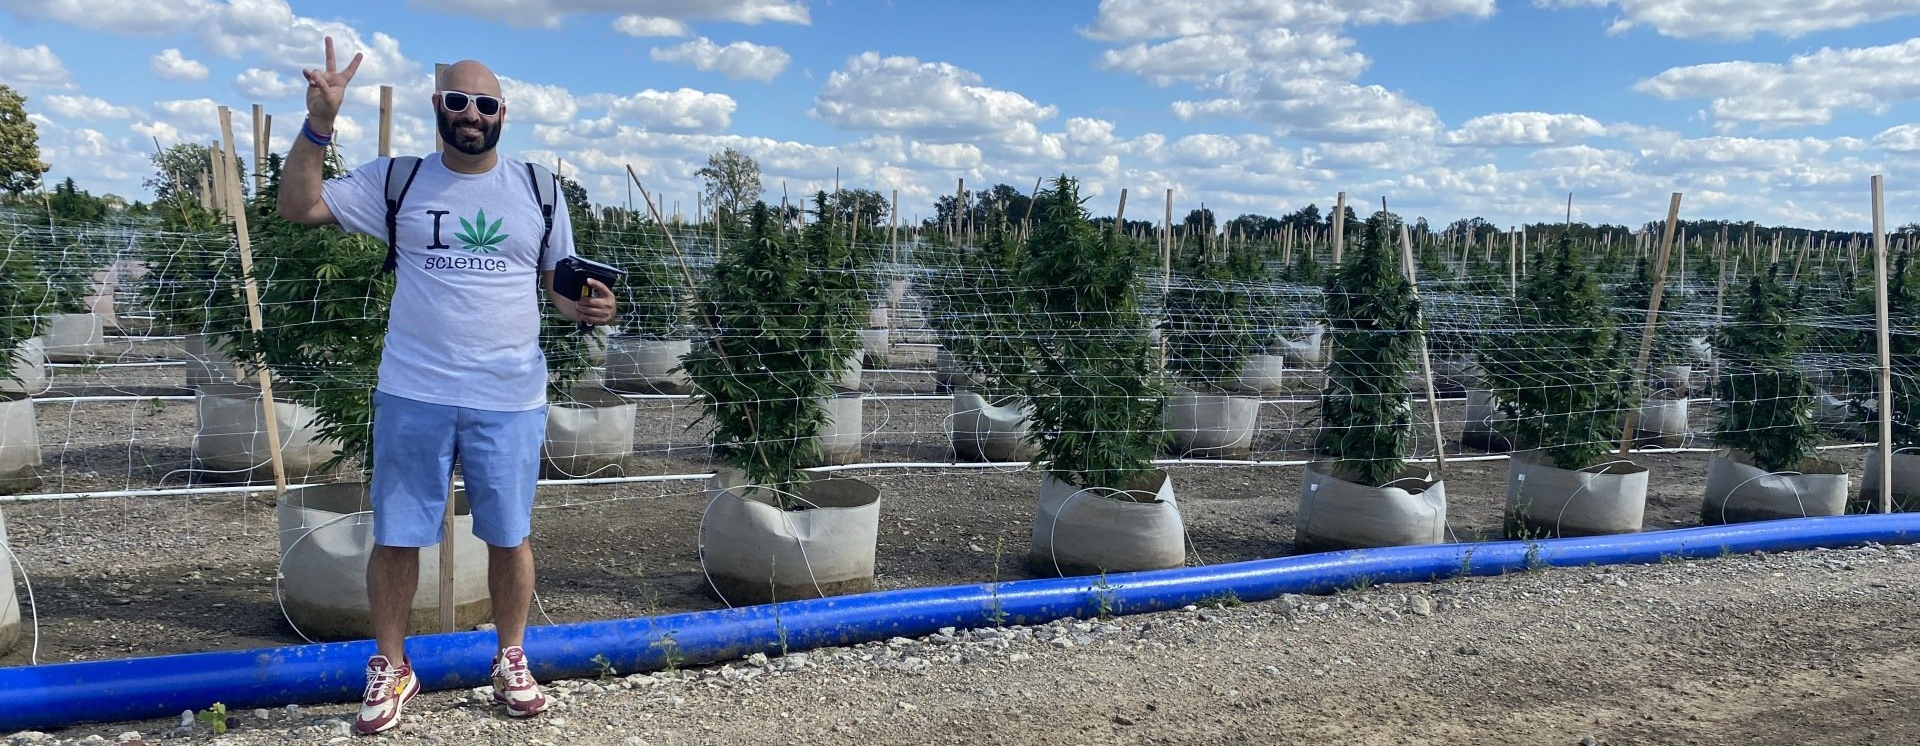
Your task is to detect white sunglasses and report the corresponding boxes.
[438,90,504,117]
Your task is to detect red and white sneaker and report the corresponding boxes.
[354,655,420,735]
[490,646,549,717]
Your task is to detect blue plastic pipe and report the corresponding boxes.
[2,513,1916,732]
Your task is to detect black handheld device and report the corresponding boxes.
[553,255,627,332]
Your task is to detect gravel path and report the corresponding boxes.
[11,542,1916,746]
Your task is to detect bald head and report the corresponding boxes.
[441,60,501,96]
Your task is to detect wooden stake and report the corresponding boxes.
[1400,223,1445,472]
[1331,192,1346,265]
[1872,175,1894,515]
[251,104,266,196]
[1113,188,1128,238]
[1620,193,1684,456]
[217,107,289,499]
[1507,227,1517,298]
[1162,189,1173,293]
[433,63,448,153]
[379,85,394,157]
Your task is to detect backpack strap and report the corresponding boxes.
[381,156,425,274]
[525,162,558,282]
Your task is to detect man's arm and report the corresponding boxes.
[278,36,361,226]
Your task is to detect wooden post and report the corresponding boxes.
[1507,227,1517,298]
[206,143,228,218]
[433,63,449,153]
[378,85,394,157]
[1162,189,1173,293]
[1331,192,1346,265]
[1620,193,1684,456]
[1400,224,1445,471]
[1872,175,1893,515]
[251,104,266,196]
[261,114,272,165]
[1113,188,1128,238]
[951,178,964,243]
[217,107,289,497]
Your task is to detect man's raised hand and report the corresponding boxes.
[302,36,362,130]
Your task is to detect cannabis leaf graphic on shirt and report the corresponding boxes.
[455,209,509,253]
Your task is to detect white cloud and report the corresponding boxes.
[234,68,304,99]
[407,0,809,29]
[151,48,210,81]
[1445,112,1607,147]
[500,77,579,124]
[612,15,691,37]
[1173,80,1441,142]
[1537,0,1920,40]
[1874,124,1920,153]
[1635,38,1920,130]
[909,142,982,170]
[38,94,136,120]
[1082,0,1495,41]
[650,38,791,82]
[603,88,736,132]
[0,38,74,88]
[0,0,215,36]
[811,53,1058,143]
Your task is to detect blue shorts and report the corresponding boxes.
[370,391,547,548]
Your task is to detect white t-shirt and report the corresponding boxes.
[321,153,574,412]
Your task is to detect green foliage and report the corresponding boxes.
[921,202,1032,391]
[0,227,50,380]
[1011,175,1165,490]
[800,191,871,338]
[1163,237,1265,386]
[1480,235,1635,470]
[680,203,844,497]
[195,702,229,735]
[0,86,46,196]
[1281,244,1322,284]
[1613,253,1692,372]
[1318,211,1423,486]
[695,147,762,226]
[46,177,110,225]
[1713,264,1822,472]
[597,219,686,338]
[139,211,244,335]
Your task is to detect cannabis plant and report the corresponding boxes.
[1612,254,1692,376]
[1480,235,1635,470]
[681,202,841,498]
[0,229,49,382]
[1713,264,1823,472]
[597,219,685,339]
[920,202,1030,389]
[139,202,247,336]
[1163,235,1265,388]
[1318,212,1423,486]
[1012,175,1165,490]
[798,191,865,362]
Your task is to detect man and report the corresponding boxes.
[278,37,615,735]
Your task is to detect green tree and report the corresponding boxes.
[0,85,47,196]
[146,142,243,210]
[695,147,761,226]
[47,177,109,225]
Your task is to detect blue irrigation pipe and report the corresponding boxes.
[1,513,1916,732]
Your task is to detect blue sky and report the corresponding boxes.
[3,0,1918,230]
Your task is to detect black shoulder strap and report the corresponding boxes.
[382,156,425,274]
[525,162,558,282]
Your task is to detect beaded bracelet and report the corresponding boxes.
[301,118,333,147]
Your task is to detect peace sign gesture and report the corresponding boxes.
[302,35,362,129]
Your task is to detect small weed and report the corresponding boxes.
[1717,544,1734,559]
[146,396,167,416]
[1659,552,1684,566]
[1338,574,1376,594]
[591,654,617,681]
[1195,590,1243,609]
[1523,543,1545,572]
[1457,547,1476,579]
[196,702,228,735]
[1092,572,1120,619]
[651,632,684,674]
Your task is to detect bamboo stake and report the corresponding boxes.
[1162,189,1173,293]
[1507,227,1516,298]
[1620,193,1684,456]
[434,63,448,153]
[1872,175,1893,515]
[378,85,393,157]
[216,107,289,500]
[1400,223,1445,471]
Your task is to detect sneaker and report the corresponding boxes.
[355,655,419,735]
[490,646,549,717]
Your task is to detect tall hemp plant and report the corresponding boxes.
[799,191,866,360]
[1714,264,1822,472]
[1318,212,1423,487]
[921,201,1031,390]
[140,190,246,337]
[1013,175,1165,490]
[681,202,842,500]
[1613,253,1692,378]
[1480,235,1635,470]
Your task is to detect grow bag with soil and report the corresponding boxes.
[950,390,1036,463]
[1164,389,1259,458]
[1030,470,1185,577]
[1504,451,1648,538]
[543,387,637,478]
[699,469,882,605]
[1702,450,1848,524]
[1,338,46,395]
[276,483,491,641]
[603,337,692,395]
[1295,462,1447,552]
[0,393,41,496]
[192,383,343,484]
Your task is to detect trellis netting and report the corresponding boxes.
[0,204,1911,666]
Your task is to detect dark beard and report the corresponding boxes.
[436,112,501,156]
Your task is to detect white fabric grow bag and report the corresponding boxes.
[859,328,890,368]
[277,484,490,641]
[43,313,109,363]
[1275,325,1326,367]
[1634,394,1691,448]
[1,338,45,395]
[1860,449,1920,512]
[1461,389,1510,452]
[1164,390,1259,458]
[0,509,17,655]
[950,390,1035,463]
[1505,452,1649,537]
[1030,470,1185,577]
[193,383,342,484]
[1226,354,1286,395]
[811,391,865,466]
[604,336,692,395]
[183,333,248,389]
[934,348,985,391]
[0,394,41,495]
[1702,450,1848,524]
[543,388,636,478]
[1296,462,1447,552]
[699,469,882,605]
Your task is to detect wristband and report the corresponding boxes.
[301,118,333,147]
